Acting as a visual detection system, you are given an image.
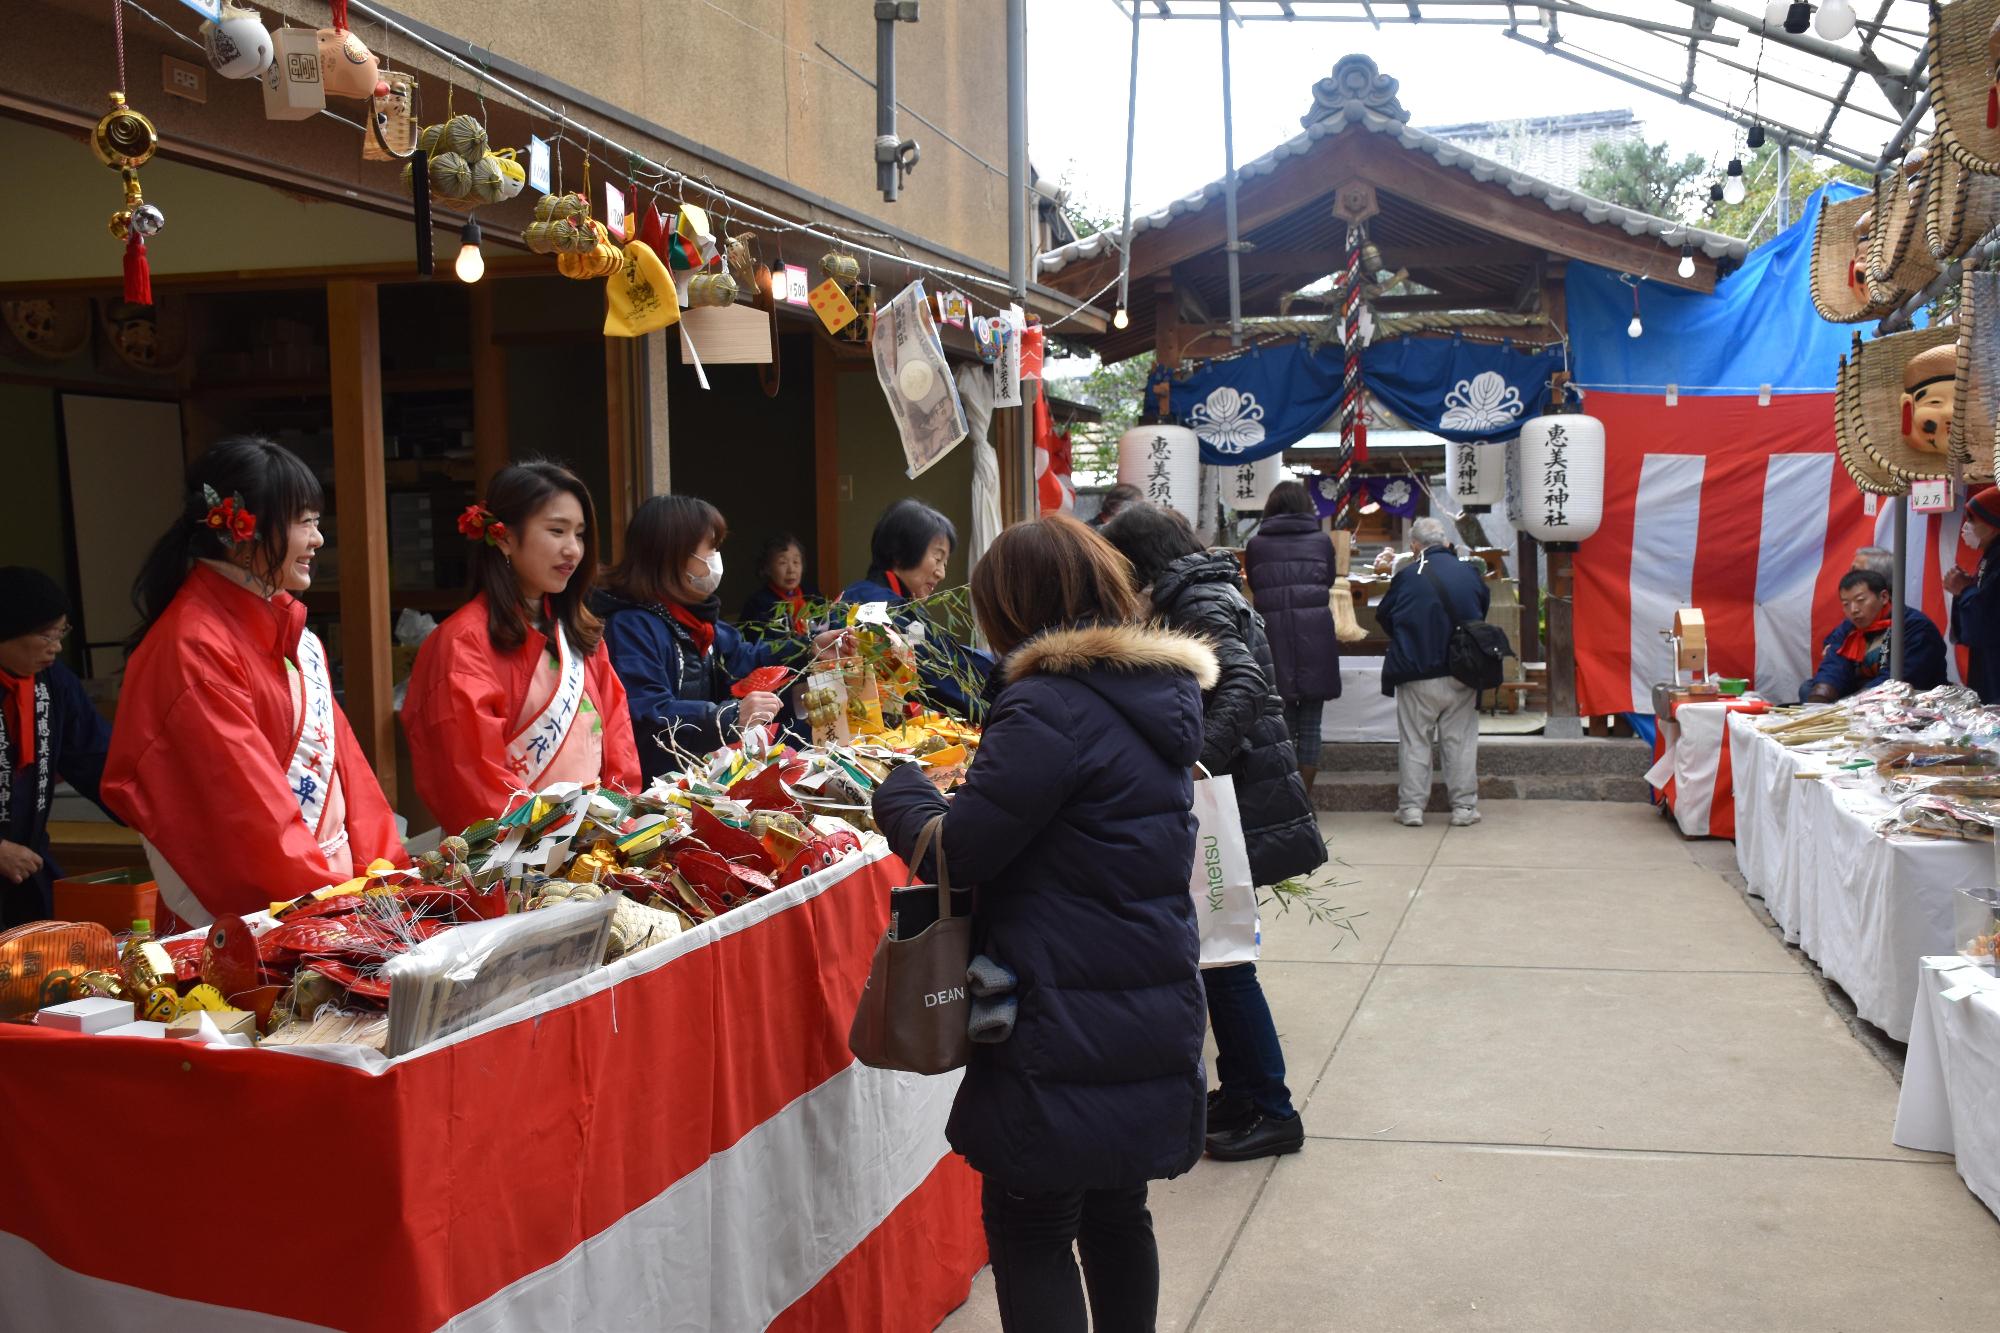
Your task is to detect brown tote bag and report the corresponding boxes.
[847,815,971,1075]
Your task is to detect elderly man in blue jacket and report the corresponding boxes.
[1800,568,1946,703]
[1373,518,1490,828]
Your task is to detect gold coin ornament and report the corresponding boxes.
[686,271,739,308]
[820,251,861,285]
[94,93,162,307]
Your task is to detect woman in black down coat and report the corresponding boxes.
[873,515,1214,1333]
[1102,502,1328,1164]
[1244,480,1342,788]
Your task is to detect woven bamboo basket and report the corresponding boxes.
[1812,193,1897,322]
[1926,147,2000,259]
[1931,0,2000,175]
[1868,150,1927,282]
[1954,270,2000,484]
[1835,342,1907,496]
[1848,325,1959,485]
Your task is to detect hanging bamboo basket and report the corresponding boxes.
[1867,149,1927,282]
[1835,342,1907,496]
[1953,270,2000,485]
[1811,193,1897,323]
[1845,325,1958,486]
[1928,0,2000,176]
[1926,147,2000,260]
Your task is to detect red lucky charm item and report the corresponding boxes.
[730,666,795,699]
[776,830,863,887]
[687,802,777,873]
[200,915,262,1004]
[727,762,805,814]
[674,847,774,909]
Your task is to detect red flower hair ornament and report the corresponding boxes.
[200,484,258,547]
[458,503,509,547]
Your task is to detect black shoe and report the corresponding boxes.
[1205,1089,1257,1138]
[1206,1112,1305,1162]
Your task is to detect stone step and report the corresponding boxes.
[1319,735,1653,778]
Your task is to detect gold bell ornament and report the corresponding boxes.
[685,271,739,308]
[94,92,161,307]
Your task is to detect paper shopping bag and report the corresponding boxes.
[1190,774,1261,969]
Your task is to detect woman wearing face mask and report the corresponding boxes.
[103,437,407,928]
[839,498,994,720]
[595,498,843,785]
[402,460,640,834]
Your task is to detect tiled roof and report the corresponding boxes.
[1037,104,1744,276]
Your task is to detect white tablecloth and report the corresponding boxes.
[1322,657,1398,742]
[1728,714,1986,1041]
[1894,957,2000,1220]
[1647,698,1765,838]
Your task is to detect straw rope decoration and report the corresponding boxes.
[1834,339,1906,496]
[1850,324,1958,485]
[1928,0,2000,176]
[1334,222,1366,528]
[1811,193,1897,323]
[1953,270,2000,484]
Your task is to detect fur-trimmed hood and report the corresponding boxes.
[1001,623,1214,770]
[1004,623,1220,689]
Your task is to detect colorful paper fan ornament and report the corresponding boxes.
[603,240,681,337]
[667,205,717,271]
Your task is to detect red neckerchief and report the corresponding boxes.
[1836,613,1892,663]
[0,669,32,767]
[772,582,807,635]
[884,570,906,599]
[667,601,717,657]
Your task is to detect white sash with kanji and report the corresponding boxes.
[506,618,587,788]
[287,627,347,862]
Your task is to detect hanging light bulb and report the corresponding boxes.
[1723,158,1747,205]
[1627,278,1643,338]
[1815,0,1856,40]
[1628,314,1644,338]
[454,218,484,284]
[1747,124,1766,150]
[1783,2,1812,34]
[1762,0,1790,25]
[1678,243,1696,280]
[1112,306,1129,331]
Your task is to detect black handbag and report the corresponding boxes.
[1421,563,1513,695]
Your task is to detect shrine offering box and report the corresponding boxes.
[52,867,157,935]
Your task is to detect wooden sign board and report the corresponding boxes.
[679,304,773,365]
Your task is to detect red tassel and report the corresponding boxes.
[1988,84,1997,130]
[123,231,152,307]
[330,0,349,30]
[1353,416,1369,464]
[1902,399,1915,436]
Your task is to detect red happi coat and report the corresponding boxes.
[400,594,641,836]
[102,563,407,922]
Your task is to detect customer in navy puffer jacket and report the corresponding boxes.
[873,514,1214,1333]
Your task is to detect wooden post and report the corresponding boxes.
[1517,533,1542,662]
[641,331,671,497]
[813,338,841,589]
[1152,276,1180,415]
[327,279,395,800]
[1545,550,1579,734]
[469,284,508,490]
[603,338,640,566]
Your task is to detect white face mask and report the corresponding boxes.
[1966,527,1986,552]
[688,550,723,596]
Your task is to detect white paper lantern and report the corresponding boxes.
[1445,439,1508,513]
[1212,453,1287,513]
[1117,425,1202,529]
[1514,412,1605,546]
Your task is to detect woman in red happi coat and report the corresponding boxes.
[103,437,406,927]
[402,460,639,835]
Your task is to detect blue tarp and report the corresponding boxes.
[1567,182,1869,397]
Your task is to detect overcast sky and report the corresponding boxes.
[1023,2,1886,226]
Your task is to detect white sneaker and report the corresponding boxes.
[1396,808,1424,827]
[1450,807,1481,827]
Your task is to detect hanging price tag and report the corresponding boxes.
[603,183,628,243]
[781,264,812,305]
[1910,477,1954,513]
[527,136,551,195]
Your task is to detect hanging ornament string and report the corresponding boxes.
[112,0,126,92]
[330,0,349,31]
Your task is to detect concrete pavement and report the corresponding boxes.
[937,800,2000,1332]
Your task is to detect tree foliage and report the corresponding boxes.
[1702,144,1871,242]
[1578,139,1711,220]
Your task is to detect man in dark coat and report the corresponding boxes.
[1374,518,1491,827]
[1949,486,2000,704]
[1245,481,1343,789]
[1800,568,1947,702]
[0,568,115,927]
